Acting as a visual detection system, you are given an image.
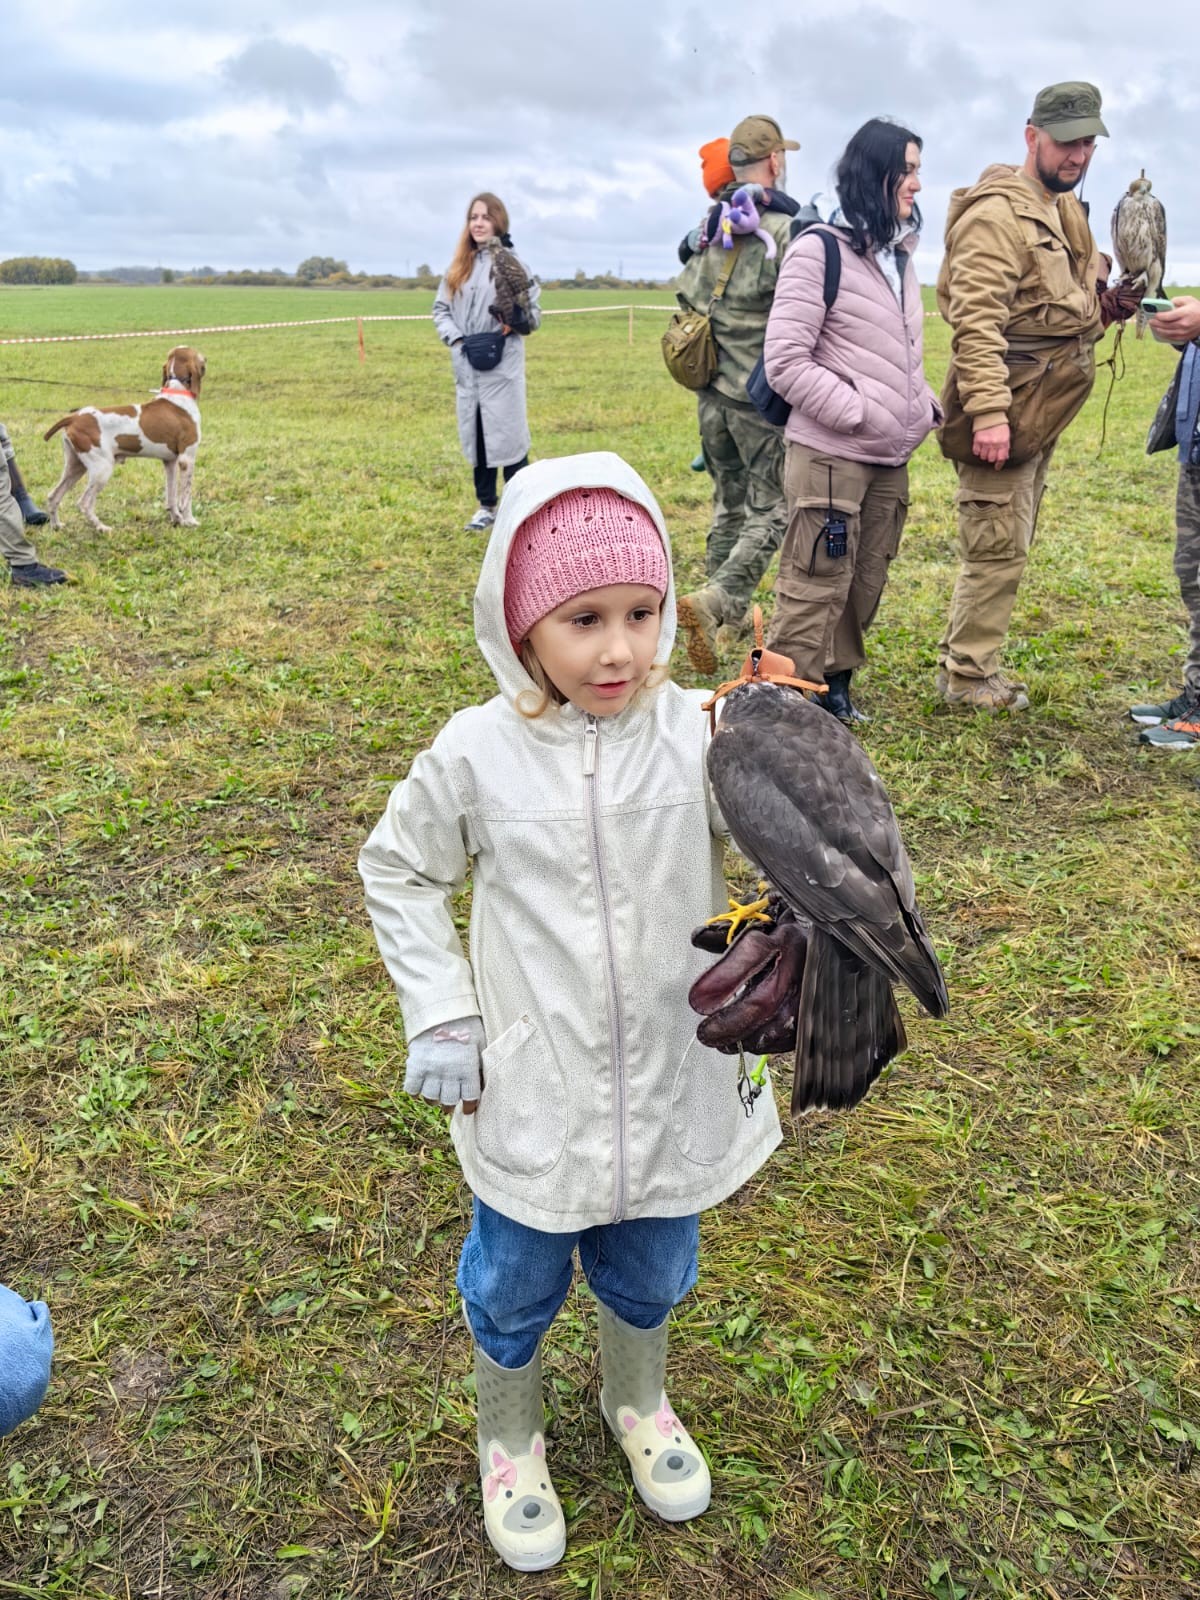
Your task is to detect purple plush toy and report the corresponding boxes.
[719,185,777,259]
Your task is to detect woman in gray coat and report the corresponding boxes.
[433,193,541,531]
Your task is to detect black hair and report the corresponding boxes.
[834,117,923,255]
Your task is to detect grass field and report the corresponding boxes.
[1,282,1198,1600]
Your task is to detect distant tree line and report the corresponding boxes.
[542,270,666,290]
[6,254,668,291]
[0,256,77,284]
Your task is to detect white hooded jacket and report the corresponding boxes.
[358,452,781,1232]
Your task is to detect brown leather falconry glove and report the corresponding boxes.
[1098,278,1143,329]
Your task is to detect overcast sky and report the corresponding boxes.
[3,0,1198,284]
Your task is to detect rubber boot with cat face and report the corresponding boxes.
[473,1338,566,1570]
[596,1301,711,1521]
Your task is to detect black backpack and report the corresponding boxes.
[746,224,843,427]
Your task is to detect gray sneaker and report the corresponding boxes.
[465,506,496,532]
[1139,693,1200,748]
[1128,689,1195,727]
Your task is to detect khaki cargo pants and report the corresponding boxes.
[696,387,787,622]
[0,458,38,571]
[766,441,909,684]
[939,447,1054,681]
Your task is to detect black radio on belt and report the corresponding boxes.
[821,465,846,559]
[823,512,847,559]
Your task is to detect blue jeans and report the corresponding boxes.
[457,1199,700,1369]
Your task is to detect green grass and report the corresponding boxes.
[1,285,1198,1600]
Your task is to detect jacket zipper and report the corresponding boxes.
[889,254,918,444]
[582,714,629,1222]
[868,252,918,447]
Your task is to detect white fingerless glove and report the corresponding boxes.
[404,1016,485,1108]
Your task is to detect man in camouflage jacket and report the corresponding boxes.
[674,115,801,675]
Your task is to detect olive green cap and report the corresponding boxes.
[1029,81,1108,140]
[728,115,800,165]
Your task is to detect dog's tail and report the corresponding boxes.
[43,415,75,441]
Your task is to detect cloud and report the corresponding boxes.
[220,38,347,114]
[1,0,1198,278]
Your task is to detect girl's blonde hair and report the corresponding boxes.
[444,192,510,296]
[515,638,670,721]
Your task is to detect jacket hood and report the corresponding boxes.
[946,164,1052,231]
[473,451,678,709]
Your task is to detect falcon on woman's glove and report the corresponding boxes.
[484,239,533,334]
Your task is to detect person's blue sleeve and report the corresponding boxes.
[0,1283,53,1436]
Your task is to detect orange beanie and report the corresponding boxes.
[699,138,735,198]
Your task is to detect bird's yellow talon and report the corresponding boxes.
[705,891,772,945]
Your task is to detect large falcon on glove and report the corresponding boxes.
[699,636,948,1114]
[1112,172,1167,338]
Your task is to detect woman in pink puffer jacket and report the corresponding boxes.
[762,118,940,723]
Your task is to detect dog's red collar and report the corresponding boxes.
[158,387,196,399]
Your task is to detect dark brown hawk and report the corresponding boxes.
[701,669,949,1114]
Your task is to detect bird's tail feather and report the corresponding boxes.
[849,906,948,1020]
[791,928,907,1114]
[899,907,949,1017]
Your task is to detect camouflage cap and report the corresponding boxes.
[728,115,800,165]
[1029,81,1108,140]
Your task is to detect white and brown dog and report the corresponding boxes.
[43,346,207,532]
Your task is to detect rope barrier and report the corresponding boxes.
[0,304,680,347]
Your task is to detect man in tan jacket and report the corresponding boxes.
[935,82,1122,711]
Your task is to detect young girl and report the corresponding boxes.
[359,452,782,1571]
[432,193,541,532]
[762,118,940,724]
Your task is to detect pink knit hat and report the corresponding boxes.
[504,486,669,650]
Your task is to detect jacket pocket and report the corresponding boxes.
[1030,233,1077,303]
[474,1015,567,1179]
[1007,343,1094,464]
[802,376,865,437]
[671,1038,744,1166]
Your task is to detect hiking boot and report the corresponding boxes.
[822,669,868,725]
[10,562,67,587]
[1128,689,1196,727]
[465,506,497,532]
[1139,695,1200,749]
[676,589,722,675]
[939,669,1029,712]
[714,607,754,653]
